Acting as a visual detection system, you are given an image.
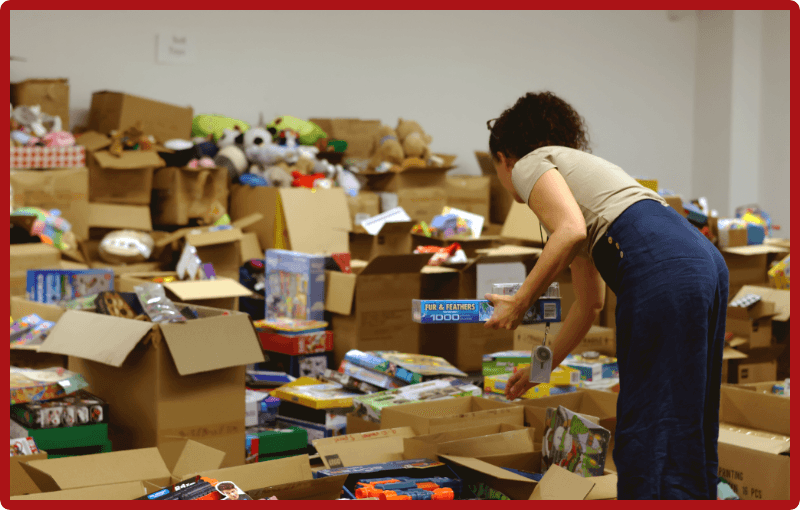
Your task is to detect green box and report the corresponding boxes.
[482,351,532,376]
[248,426,307,457]
[11,419,109,451]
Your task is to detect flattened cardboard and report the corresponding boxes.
[529,464,596,500]
[279,187,352,254]
[87,203,153,232]
[313,427,416,469]
[380,396,523,435]
[11,481,148,500]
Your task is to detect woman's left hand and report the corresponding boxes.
[484,293,525,330]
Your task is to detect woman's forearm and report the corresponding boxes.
[550,302,600,369]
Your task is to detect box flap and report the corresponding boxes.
[529,464,596,500]
[11,481,148,500]
[437,428,536,459]
[359,253,432,275]
[246,475,348,501]
[717,428,790,455]
[324,270,356,315]
[240,232,263,264]
[93,150,165,170]
[230,212,265,230]
[185,227,243,247]
[733,285,790,322]
[157,439,227,478]
[164,279,252,300]
[160,314,264,376]
[38,310,153,367]
[720,385,790,436]
[723,347,748,360]
[279,187,352,253]
[313,427,415,469]
[584,474,618,500]
[722,244,789,256]
[196,454,313,492]
[421,266,459,274]
[22,448,172,490]
[727,299,776,321]
[501,202,545,243]
[75,130,112,152]
[88,203,153,231]
[438,455,535,483]
[375,220,415,236]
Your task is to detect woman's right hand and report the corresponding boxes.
[505,365,539,400]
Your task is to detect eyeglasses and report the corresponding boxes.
[486,118,498,131]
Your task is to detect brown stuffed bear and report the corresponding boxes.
[369,125,405,169]
[396,118,433,161]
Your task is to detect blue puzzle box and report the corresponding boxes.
[265,249,326,322]
[26,269,114,304]
[412,299,561,324]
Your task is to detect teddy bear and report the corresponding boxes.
[396,118,433,161]
[368,124,405,170]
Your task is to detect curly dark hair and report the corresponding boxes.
[488,91,591,161]
[217,482,236,492]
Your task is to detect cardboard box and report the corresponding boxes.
[727,297,776,350]
[475,151,515,225]
[722,245,789,299]
[88,150,165,205]
[11,451,48,496]
[313,426,416,469]
[16,439,224,496]
[11,481,149,500]
[88,91,194,144]
[230,186,351,254]
[728,346,785,384]
[662,195,684,216]
[346,191,381,225]
[736,380,789,396]
[326,254,431,366]
[11,167,90,240]
[349,221,414,261]
[446,175,491,220]
[151,166,229,226]
[518,389,618,443]
[514,323,616,357]
[411,233,499,259]
[10,147,86,170]
[37,305,265,467]
[117,271,252,311]
[86,203,153,239]
[10,244,62,297]
[404,424,533,462]
[717,385,790,500]
[155,226,247,281]
[11,78,70,128]
[380,396,523,435]
[308,118,381,159]
[403,423,526,462]
[439,454,539,500]
[77,239,162,279]
[345,413,381,435]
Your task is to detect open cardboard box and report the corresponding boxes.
[349,220,415,261]
[412,233,500,259]
[325,253,432,366]
[380,396,523,435]
[514,323,616,357]
[13,439,224,499]
[87,91,194,145]
[9,243,62,298]
[721,244,789,298]
[88,149,165,205]
[85,203,153,242]
[517,389,618,440]
[313,427,416,469]
[445,174,491,220]
[717,385,790,500]
[151,166,229,226]
[10,450,49,497]
[36,303,264,466]
[230,186,351,255]
[307,117,382,159]
[404,423,531,462]
[117,271,252,311]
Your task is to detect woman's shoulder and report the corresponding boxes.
[520,145,582,161]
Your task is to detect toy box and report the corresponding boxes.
[338,360,405,390]
[368,351,467,380]
[245,390,280,427]
[26,269,114,304]
[245,369,295,388]
[542,405,611,478]
[275,415,347,445]
[256,351,331,380]
[10,314,56,347]
[265,249,326,321]
[352,378,483,423]
[321,369,382,393]
[272,382,359,410]
[482,350,532,376]
[11,389,108,429]
[486,364,580,387]
[412,298,561,324]
[314,458,464,500]
[10,417,111,457]
[492,282,562,325]
[563,353,619,382]
[483,374,577,400]
[245,425,308,462]
[254,318,333,355]
[343,349,422,385]
[277,399,350,428]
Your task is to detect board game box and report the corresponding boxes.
[265,250,326,321]
[541,405,611,477]
[26,269,114,304]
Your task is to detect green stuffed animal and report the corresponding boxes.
[192,114,251,142]
[266,116,328,146]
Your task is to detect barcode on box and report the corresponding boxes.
[571,371,580,385]
[543,303,557,320]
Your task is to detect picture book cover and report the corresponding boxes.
[265,249,326,321]
[541,405,610,477]
[369,351,468,379]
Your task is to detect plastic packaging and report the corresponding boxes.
[134,283,186,324]
[98,230,154,264]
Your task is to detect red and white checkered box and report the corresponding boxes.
[11,146,86,169]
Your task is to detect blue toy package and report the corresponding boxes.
[411,299,561,324]
[265,249,326,321]
[343,350,422,385]
[26,269,114,304]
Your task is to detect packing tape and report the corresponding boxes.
[158,420,244,441]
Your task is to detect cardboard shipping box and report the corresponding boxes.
[154,225,249,282]
[408,425,535,462]
[11,78,70,129]
[13,439,224,499]
[722,244,789,299]
[475,151,515,225]
[412,233,499,259]
[346,190,381,225]
[446,175,490,220]
[117,271,252,311]
[88,91,194,144]
[313,427,417,469]
[308,118,381,159]
[37,305,265,467]
[514,323,617,357]
[349,221,414,261]
[10,450,48,497]
[380,396,523,435]
[10,167,90,240]
[230,186,351,255]
[88,149,165,205]
[439,454,540,500]
[84,203,153,241]
[726,295,777,350]
[717,385,790,500]
[151,166,229,226]
[77,239,161,281]
[326,253,431,365]
[403,423,526,462]
[9,243,62,298]
[519,388,618,442]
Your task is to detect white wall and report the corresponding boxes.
[10,10,697,193]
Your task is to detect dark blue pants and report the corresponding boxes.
[592,199,729,500]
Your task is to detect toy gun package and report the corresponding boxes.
[412,282,561,324]
[137,476,251,500]
[355,476,461,500]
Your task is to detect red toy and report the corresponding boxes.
[291,171,327,188]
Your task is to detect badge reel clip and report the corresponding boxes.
[529,322,553,384]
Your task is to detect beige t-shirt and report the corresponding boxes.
[511,146,668,258]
